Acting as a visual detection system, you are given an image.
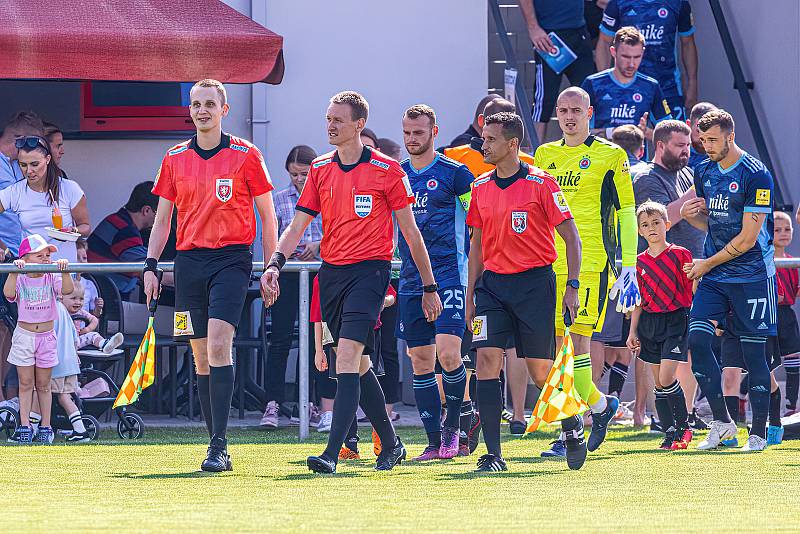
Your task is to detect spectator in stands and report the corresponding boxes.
[596,0,698,121]
[377,138,402,160]
[43,122,66,173]
[583,26,671,143]
[687,102,718,171]
[75,238,102,318]
[447,94,501,148]
[260,145,323,428]
[611,124,645,166]
[0,111,44,258]
[0,136,88,263]
[360,128,379,149]
[87,181,170,298]
[520,0,597,143]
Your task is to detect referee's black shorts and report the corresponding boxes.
[173,245,252,341]
[319,259,390,356]
[472,265,556,360]
[531,27,597,125]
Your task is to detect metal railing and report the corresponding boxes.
[2,258,798,439]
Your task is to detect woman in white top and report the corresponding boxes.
[0,136,89,263]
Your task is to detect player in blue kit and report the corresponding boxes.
[596,0,698,121]
[397,104,474,461]
[583,26,671,141]
[681,110,776,452]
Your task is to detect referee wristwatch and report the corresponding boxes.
[423,283,439,293]
[566,279,580,290]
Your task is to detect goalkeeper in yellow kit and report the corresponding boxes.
[534,87,640,457]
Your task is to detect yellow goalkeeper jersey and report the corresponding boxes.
[534,135,635,275]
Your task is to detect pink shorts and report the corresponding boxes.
[7,327,58,368]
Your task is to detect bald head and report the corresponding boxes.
[483,98,516,118]
[557,87,591,109]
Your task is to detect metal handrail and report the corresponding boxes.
[3,257,800,440]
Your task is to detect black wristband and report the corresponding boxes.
[143,257,158,275]
[423,283,439,294]
[267,251,287,272]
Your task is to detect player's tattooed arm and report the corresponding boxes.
[689,211,767,278]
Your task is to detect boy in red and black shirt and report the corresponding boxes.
[627,200,695,450]
[774,211,800,415]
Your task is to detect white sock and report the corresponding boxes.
[590,394,608,414]
[69,411,86,433]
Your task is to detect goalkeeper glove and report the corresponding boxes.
[608,266,641,313]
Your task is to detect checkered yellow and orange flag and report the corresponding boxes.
[113,315,156,408]
[525,330,588,433]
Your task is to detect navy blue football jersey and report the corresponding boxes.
[694,151,775,283]
[582,69,672,129]
[398,154,473,294]
[600,0,695,101]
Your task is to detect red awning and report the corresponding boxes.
[0,0,284,84]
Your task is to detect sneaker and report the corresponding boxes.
[697,420,738,450]
[10,425,32,444]
[338,447,360,460]
[614,402,634,421]
[467,411,481,454]
[317,411,333,433]
[413,445,441,461]
[741,434,768,452]
[457,444,470,457]
[439,426,460,459]
[721,437,739,447]
[260,400,279,429]
[509,420,526,436]
[101,332,124,354]
[372,428,382,457]
[307,454,337,474]
[784,407,798,417]
[65,430,92,443]
[660,427,676,450]
[475,453,507,472]
[649,419,663,433]
[688,409,709,431]
[201,435,232,472]
[671,427,693,450]
[375,437,406,471]
[290,404,320,427]
[587,395,618,452]
[540,438,567,459]
[564,417,588,470]
[34,426,54,445]
[766,425,784,445]
[501,409,514,424]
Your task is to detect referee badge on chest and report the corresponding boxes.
[511,211,527,234]
[216,178,233,203]
[354,194,373,218]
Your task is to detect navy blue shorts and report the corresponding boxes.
[690,276,777,337]
[396,286,467,348]
[665,95,686,121]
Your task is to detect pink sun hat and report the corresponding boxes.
[18,234,58,257]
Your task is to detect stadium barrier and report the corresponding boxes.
[3,258,799,440]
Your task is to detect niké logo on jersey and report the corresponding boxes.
[557,171,581,188]
[611,103,637,120]
[708,193,729,214]
[640,24,665,41]
[413,190,428,211]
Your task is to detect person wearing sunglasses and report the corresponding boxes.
[0,136,89,263]
[0,112,45,259]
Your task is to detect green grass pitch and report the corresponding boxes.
[3,426,799,532]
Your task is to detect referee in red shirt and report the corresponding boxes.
[264,91,442,474]
[144,79,278,472]
[465,112,584,472]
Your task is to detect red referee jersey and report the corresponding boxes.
[466,162,572,274]
[777,254,799,306]
[152,133,273,250]
[296,146,414,265]
[636,244,694,313]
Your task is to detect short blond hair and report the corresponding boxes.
[774,211,793,224]
[636,200,668,223]
[192,79,227,106]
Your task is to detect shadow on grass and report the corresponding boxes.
[275,471,364,481]
[435,468,568,480]
[111,471,225,480]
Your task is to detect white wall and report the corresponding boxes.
[263,0,488,190]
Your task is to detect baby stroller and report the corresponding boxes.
[0,349,145,442]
